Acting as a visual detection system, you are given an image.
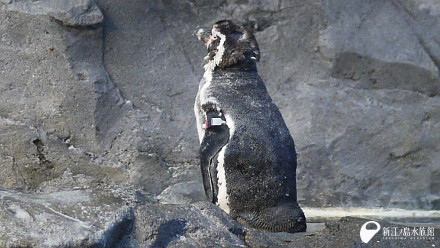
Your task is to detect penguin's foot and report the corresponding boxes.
[235,203,307,233]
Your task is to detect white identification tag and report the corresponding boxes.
[211,118,225,126]
[203,117,226,129]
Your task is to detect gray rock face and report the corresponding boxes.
[320,0,439,96]
[8,0,104,27]
[0,0,129,192]
[134,202,247,247]
[244,217,439,248]
[0,0,439,246]
[0,186,135,248]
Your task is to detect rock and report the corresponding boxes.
[92,0,440,210]
[1,0,440,246]
[0,3,130,192]
[157,181,206,204]
[318,0,439,96]
[244,217,438,248]
[0,187,135,248]
[134,202,247,248]
[294,0,440,209]
[8,0,104,27]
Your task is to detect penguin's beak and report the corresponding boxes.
[193,27,213,48]
[205,35,215,48]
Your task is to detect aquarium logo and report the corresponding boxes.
[360,221,381,243]
[382,226,435,240]
[360,220,436,243]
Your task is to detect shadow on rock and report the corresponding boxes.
[151,219,187,248]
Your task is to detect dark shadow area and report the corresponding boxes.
[151,219,187,248]
[331,52,440,96]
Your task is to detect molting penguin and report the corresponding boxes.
[193,20,306,233]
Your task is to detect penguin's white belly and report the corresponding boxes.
[195,70,238,214]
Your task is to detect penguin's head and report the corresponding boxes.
[194,20,260,69]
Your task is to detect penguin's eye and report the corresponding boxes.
[212,35,218,40]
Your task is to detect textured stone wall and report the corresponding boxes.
[0,0,439,246]
[91,0,440,209]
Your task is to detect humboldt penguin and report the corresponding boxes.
[194,20,306,233]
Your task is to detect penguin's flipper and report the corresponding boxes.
[199,111,229,203]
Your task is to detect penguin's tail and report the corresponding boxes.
[235,202,307,233]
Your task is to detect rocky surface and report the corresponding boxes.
[0,0,439,246]
[244,217,439,248]
[0,186,135,248]
[134,202,247,247]
[134,206,439,248]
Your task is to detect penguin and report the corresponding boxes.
[193,20,306,233]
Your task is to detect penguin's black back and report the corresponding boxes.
[210,62,298,214]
